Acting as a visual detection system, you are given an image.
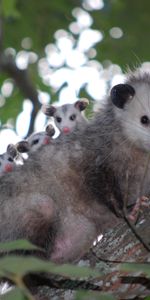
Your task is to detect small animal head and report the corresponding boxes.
[0,144,17,175]
[42,98,89,134]
[16,125,55,154]
[110,75,150,151]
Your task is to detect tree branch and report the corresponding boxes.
[0,53,40,137]
[27,207,150,299]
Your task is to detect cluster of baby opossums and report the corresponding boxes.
[0,98,90,177]
[42,98,89,134]
[0,124,55,177]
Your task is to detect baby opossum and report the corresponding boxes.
[0,144,17,176]
[42,98,89,134]
[16,124,55,154]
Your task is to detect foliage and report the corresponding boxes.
[2,0,150,65]
[1,288,26,300]
[0,240,150,299]
[120,262,150,278]
[75,290,116,300]
[0,239,104,300]
[0,239,43,252]
[0,0,150,135]
[1,0,20,18]
[0,256,100,279]
[2,0,79,53]
[92,0,150,68]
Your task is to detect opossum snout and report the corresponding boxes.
[62,127,70,134]
[4,163,13,173]
[43,136,51,145]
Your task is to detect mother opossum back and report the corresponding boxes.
[0,136,118,263]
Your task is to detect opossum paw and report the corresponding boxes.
[128,196,150,223]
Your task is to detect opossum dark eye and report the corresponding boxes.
[56,116,62,123]
[140,115,150,125]
[70,114,76,121]
[31,139,39,145]
[8,157,13,162]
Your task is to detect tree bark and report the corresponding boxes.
[31,206,150,299]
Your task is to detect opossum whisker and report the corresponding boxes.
[97,118,150,141]
[135,85,150,114]
[134,93,148,112]
[122,119,149,134]
[147,87,150,112]
[117,116,150,139]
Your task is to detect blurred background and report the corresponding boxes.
[0,0,150,153]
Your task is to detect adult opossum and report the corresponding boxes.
[84,70,150,216]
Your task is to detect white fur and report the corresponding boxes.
[53,104,87,133]
[27,131,51,153]
[0,152,15,175]
[114,82,150,152]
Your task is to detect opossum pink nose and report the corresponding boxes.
[63,127,70,134]
[4,164,13,172]
[43,136,50,145]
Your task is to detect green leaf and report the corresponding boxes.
[0,239,43,252]
[75,290,116,300]
[120,263,150,278]
[51,263,100,278]
[1,0,20,18]
[0,89,23,125]
[0,256,100,279]
[0,287,25,300]
[3,0,75,53]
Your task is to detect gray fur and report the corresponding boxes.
[42,98,89,134]
[83,70,150,214]
[0,144,18,176]
[0,137,118,263]
[16,124,55,154]
[0,70,150,263]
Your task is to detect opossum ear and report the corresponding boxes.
[46,124,55,137]
[111,84,135,109]
[16,141,30,153]
[42,105,56,116]
[75,98,89,111]
[7,144,17,158]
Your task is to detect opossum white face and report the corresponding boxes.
[0,144,17,175]
[17,125,55,154]
[111,81,150,152]
[28,132,52,152]
[42,99,89,134]
[54,104,85,134]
